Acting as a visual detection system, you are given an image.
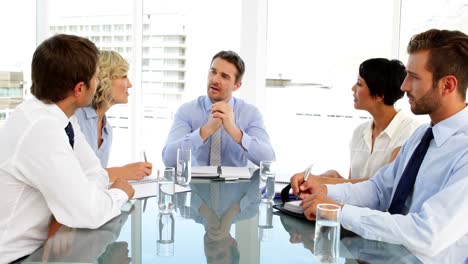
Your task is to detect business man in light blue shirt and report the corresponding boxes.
[162,50,275,167]
[291,29,468,263]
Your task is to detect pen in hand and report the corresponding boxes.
[143,150,148,162]
[297,164,313,199]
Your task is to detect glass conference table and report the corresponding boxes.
[24,172,422,264]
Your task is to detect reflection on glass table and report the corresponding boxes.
[277,212,422,264]
[22,171,422,264]
[24,205,133,263]
[177,175,261,264]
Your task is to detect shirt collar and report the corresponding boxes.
[432,105,468,147]
[34,97,70,128]
[381,110,406,139]
[82,106,98,119]
[363,110,406,140]
[81,106,110,135]
[202,96,235,113]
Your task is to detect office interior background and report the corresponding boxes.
[0,0,466,181]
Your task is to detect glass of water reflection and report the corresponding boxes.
[314,203,341,264]
[259,161,276,201]
[157,212,175,256]
[158,167,175,213]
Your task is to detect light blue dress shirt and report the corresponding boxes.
[327,106,468,263]
[75,107,113,168]
[187,176,260,226]
[162,96,275,167]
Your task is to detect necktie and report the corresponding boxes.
[64,122,75,149]
[210,129,221,166]
[211,182,220,211]
[388,127,434,214]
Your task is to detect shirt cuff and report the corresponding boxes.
[188,128,204,149]
[240,130,251,150]
[326,184,345,203]
[108,188,130,206]
[340,204,362,233]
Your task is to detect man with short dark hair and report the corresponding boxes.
[291,29,468,262]
[0,34,134,263]
[162,50,275,167]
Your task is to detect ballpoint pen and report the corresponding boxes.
[303,164,313,182]
[143,150,148,162]
[297,164,313,198]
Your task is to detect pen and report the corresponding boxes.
[303,164,313,181]
[143,150,147,162]
[298,164,313,198]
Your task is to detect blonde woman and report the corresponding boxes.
[75,50,152,181]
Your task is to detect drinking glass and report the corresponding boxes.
[259,161,276,201]
[176,148,191,186]
[258,200,274,241]
[157,212,174,257]
[314,203,341,264]
[158,167,175,213]
[259,160,276,181]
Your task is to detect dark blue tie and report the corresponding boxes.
[388,127,434,214]
[64,122,74,149]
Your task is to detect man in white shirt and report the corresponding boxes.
[291,29,468,262]
[0,34,134,263]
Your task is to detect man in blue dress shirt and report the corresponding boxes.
[291,29,468,263]
[162,50,275,167]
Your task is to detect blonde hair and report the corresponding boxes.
[92,50,129,109]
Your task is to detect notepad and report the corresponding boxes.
[129,175,158,185]
[283,200,304,214]
[130,177,191,199]
[191,166,251,180]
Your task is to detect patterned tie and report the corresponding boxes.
[64,122,75,149]
[211,182,220,211]
[388,127,434,214]
[209,129,221,166]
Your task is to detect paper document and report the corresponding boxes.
[191,166,251,180]
[131,181,158,199]
[192,166,219,177]
[284,200,304,214]
[160,184,191,194]
[130,177,191,199]
[221,166,251,179]
[129,175,157,185]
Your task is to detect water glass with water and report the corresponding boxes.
[176,148,191,186]
[259,161,276,181]
[259,161,276,201]
[258,200,274,241]
[314,203,341,264]
[157,212,175,257]
[158,167,175,213]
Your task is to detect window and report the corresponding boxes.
[265,0,396,178]
[0,2,35,126]
[264,0,466,180]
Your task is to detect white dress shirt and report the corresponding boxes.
[0,98,128,263]
[349,110,420,179]
[328,106,468,263]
